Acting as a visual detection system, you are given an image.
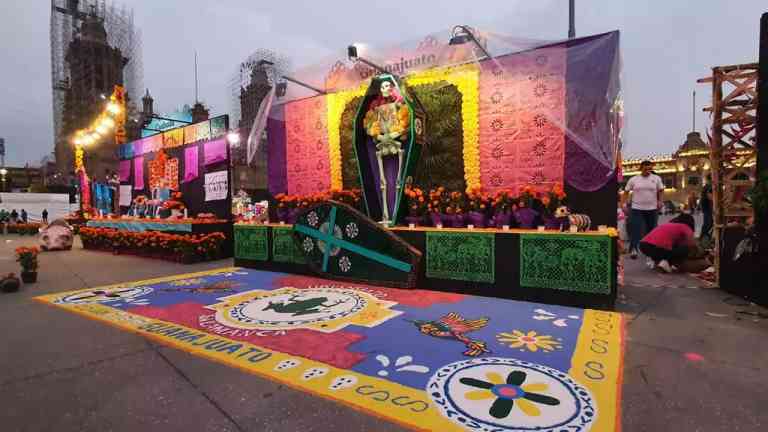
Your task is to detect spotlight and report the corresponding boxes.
[347,45,358,61]
[276,82,287,97]
[226,131,241,145]
[102,117,115,128]
[106,102,121,114]
[95,124,107,135]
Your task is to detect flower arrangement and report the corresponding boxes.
[404,185,427,216]
[541,183,567,214]
[15,246,39,273]
[427,186,450,214]
[329,189,362,209]
[492,189,516,213]
[6,223,42,236]
[465,186,489,213]
[79,227,226,263]
[446,191,466,217]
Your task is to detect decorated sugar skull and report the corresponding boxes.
[554,205,570,219]
[39,219,74,251]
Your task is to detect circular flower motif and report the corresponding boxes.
[497,330,562,352]
[427,357,595,431]
[345,222,359,239]
[338,256,352,273]
[302,237,314,253]
[533,114,547,128]
[533,82,548,97]
[317,223,342,256]
[307,212,319,227]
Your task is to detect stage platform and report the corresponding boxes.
[234,223,617,309]
[81,218,234,263]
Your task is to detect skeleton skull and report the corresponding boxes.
[39,219,73,251]
[380,80,393,98]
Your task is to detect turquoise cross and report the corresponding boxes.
[294,206,412,273]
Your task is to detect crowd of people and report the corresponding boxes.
[621,160,712,274]
[0,208,48,224]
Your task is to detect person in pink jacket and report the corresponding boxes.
[639,213,697,273]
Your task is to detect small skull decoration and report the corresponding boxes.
[39,219,74,251]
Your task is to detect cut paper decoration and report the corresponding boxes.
[204,138,228,166]
[148,151,168,191]
[119,185,132,207]
[284,96,330,195]
[132,140,144,157]
[133,157,144,190]
[118,160,131,182]
[144,134,164,154]
[165,158,179,190]
[204,170,228,201]
[162,128,184,149]
[183,121,211,144]
[478,47,566,194]
[184,145,199,182]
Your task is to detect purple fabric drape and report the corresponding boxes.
[267,105,287,195]
[203,138,227,166]
[133,156,144,190]
[119,160,131,182]
[184,145,199,183]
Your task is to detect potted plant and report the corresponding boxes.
[448,191,467,228]
[491,189,515,228]
[15,246,39,283]
[542,183,568,228]
[465,186,489,228]
[515,186,540,229]
[427,186,449,226]
[403,185,427,226]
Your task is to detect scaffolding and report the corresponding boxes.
[698,63,759,285]
[50,0,143,166]
[228,48,291,127]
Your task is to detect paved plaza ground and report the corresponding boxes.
[0,233,766,432]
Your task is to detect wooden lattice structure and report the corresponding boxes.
[698,63,759,284]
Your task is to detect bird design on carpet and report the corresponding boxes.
[410,312,490,357]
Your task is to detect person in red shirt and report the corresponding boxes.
[639,213,697,273]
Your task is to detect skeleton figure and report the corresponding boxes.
[363,79,410,224]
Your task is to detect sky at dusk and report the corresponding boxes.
[0,0,765,167]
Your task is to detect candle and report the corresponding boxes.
[436,224,443,229]
[467,224,475,229]
[502,225,510,231]
[569,225,579,233]
[184,208,188,219]
[408,223,415,229]
[537,226,546,232]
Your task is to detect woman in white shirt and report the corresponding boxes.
[624,160,664,259]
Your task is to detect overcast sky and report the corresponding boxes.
[0,0,765,166]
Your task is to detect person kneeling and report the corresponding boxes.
[639,214,697,273]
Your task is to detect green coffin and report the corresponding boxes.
[293,201,421,288]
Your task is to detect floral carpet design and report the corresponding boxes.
[36,267,624,431]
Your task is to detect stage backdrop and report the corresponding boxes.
[118,115,233,220]
[266,31,621,226]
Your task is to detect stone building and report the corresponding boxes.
[621,132,711,206]
[56,12,127,180]
[233,65,273,191]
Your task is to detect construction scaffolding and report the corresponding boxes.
[698,63,759,285]
[50,0,143,168]
[228,48,291,128]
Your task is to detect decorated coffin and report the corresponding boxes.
[352,74,427,225]
[293,201,421,288]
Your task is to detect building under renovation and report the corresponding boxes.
[50,0,143,180]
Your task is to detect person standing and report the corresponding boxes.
[20,209,28,223]
[700,174,713,239]
[625,160,664,259]
[42,208,49,224]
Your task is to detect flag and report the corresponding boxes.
[247,85,276,165]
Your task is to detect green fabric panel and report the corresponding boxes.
[272,226,306,265]
[234,225,268,261]
[519,234,612,294]
[426,231,495,283]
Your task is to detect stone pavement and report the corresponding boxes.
[0,235,766,432]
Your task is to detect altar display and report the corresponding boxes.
[81,115,234,262]
[246,29,622,308]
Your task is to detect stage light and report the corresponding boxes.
[347,45,358,61]
[102,117,115,128]
[95,124,108,135]
[276,82,287,97]
[227,132,240,145]
[106,102,121,114]
[448,25,492,60]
